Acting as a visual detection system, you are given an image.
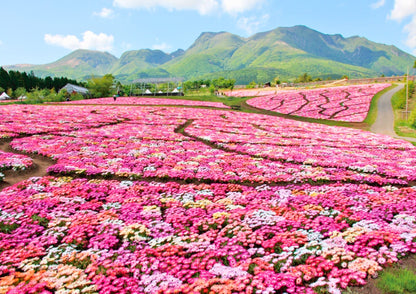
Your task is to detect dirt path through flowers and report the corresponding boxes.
[371,84,416,143]
[0,140,55,190]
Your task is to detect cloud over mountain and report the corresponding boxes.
[44,31,114,52]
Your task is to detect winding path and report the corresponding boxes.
[371,84,416,143]
[0,140,55,190]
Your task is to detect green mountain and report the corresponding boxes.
[7,49,118,80]
[162,25,413,83]
[110,49,184,80]
[160,32,246,77]
[4,25,415,84]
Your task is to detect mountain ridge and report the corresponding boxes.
[4,25,415,84]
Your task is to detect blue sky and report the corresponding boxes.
[1,0,416,66]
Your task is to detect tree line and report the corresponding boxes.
[183,77,235,91]
[0,67,83,96]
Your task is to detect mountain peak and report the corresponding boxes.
[4,25,414,83]
[188,31,244,52]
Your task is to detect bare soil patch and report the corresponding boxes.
[0,140,55,191]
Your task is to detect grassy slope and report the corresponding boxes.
[391,83,416,139]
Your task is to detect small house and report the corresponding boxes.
[60,83,89,96]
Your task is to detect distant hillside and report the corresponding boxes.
[4,25,415,84]
[110,49,184,81]
[7,49,118,80]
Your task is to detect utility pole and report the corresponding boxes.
[406,67,409,121]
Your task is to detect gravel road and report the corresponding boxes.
[371,84,416,143]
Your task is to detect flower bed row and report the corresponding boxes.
[61,97,231,109]
[1,177,416,293]
[0,150,33,172]
[11,120,367,185]
[184,112,416,183]
[4,106,415,185]
[244,84,390,122]
[224,89,279,97]
[0,104,125,139]
[0,150,33,181]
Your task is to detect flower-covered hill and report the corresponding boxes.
[61,97,230,109]
[6,106,416,186]
[1,104,416,293]
[0,104,122,138]
[234,84,391,122]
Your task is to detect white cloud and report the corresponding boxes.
[44,31,114,51]
[152,42,172,52]
[221,0,264,14]
[0,40,3,46]
[389,0,416,53]
[113,0,218,15]
[371,0,385,9]
[237,14,269,35]
[94,7,115,18]
[390,0,416,21]
[113,0,264,15]
[404,17,416,49]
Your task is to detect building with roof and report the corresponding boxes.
[60,83,90,96]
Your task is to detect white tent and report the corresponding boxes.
[0,92,10,100]
[145,89,152,94]
[172,88,179,93]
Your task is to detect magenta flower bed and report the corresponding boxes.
[0,105,122,137]
[1,177,416,293]
[0,150,33,174]
[184,113,416,183]
[7,106,416,185]
[244,84,391,122]
[224,89,278,97]
[62,97,230,108]
[1,104,416,293]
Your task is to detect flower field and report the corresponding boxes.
[1,103,416,293]
[7,106,416,185]
[224,89,278,98]
[241,84,390,122]
[61,97,230,109]
[0,150,33,178]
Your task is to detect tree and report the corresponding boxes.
[87,74,115,98]
[14,87,26,98]
[295,73,313,83]
[413,60,416,69]
[0,67,11,90]
[273,76,281,86]
[246,81,257,89]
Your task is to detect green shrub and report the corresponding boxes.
[409,108,416,129]
[392,81,414,109]
[246,81,257,89]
